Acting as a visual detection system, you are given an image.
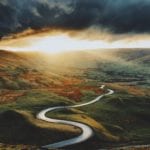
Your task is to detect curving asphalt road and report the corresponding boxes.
[37,85,114,149]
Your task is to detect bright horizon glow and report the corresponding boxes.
[0,33,150,53]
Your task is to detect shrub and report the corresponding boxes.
[16,79,31,89]
[0,77,19,90]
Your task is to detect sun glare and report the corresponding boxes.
[27,35,110,53]
[0,34,111,53]
[0,33,150,53]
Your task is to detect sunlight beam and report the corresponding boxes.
[0,33,150,53]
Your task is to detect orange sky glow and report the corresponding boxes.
[0,29,150,53]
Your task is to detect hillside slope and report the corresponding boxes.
[0,49,149,149]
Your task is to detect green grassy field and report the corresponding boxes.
[0,49,149,149]
[0,91,81,148]
[45,90,150,149]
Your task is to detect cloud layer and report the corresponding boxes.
[0,0,150,37]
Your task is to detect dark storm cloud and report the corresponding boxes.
[0,0,150,37]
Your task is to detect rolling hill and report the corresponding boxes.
[0,49,150,149]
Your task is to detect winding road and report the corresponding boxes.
[37,85,114,149]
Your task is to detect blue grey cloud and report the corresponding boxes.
[0,0,150,37]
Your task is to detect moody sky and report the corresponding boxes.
[1,0,150,37]
[0,0,150,52]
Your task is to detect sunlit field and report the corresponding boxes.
[0,47,149,149]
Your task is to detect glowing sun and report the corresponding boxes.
[0,32,150,53]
